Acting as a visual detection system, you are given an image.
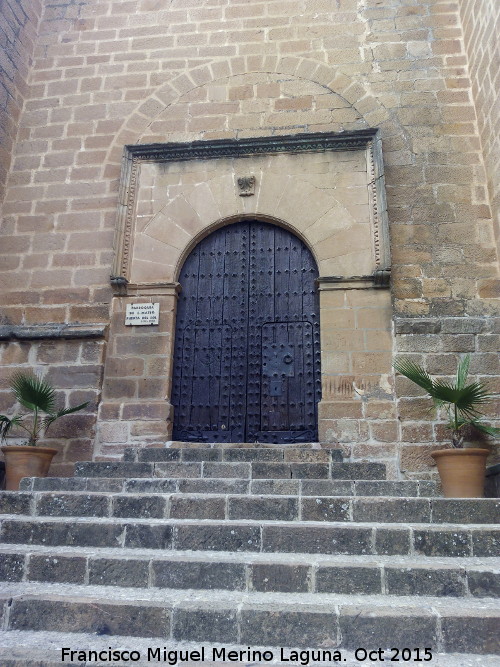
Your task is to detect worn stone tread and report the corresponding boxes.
[0,542,497,566]
[1,583,499,653]
[21,476,440,497]
[0,543,498,597]
[2,442,498,658]
[73,460,387,480]
[123,446,345,463]
[2,580,499,609]
[1,491,497,524]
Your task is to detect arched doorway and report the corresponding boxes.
[171,220,321,443]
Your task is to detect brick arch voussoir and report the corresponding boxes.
[104,55,394,169]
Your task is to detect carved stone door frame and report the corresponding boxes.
[96,130,392,456]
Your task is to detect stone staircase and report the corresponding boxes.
[0,444,499,666]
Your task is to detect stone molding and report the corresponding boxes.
[0,324,108,341]
[317,268,391,291]
[112,129,390,283]
[111,279,181,297]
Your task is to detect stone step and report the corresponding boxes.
[1,544,498,598]
[123,446,344,463]
[74,460,387,480]
[2,631,500,667]
[1,516,498,556]
[20,476,441,497]
[1,491,498,524]
[1,582,499,654]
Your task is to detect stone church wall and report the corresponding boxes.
[459,0,500,250]
[0,0,499,478]
[0,0,42,208]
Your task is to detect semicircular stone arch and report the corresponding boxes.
[139,72,367,144]
[105,56,398,167]
[173,212,320,283]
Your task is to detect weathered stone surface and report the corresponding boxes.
[353,498,431,523]
[301,480,353,496]
[154,462,201,478]
[339,606,438,650]
[250,563,310,593]
[414,529,471,557]
[223,448,282,462]
[419,481,440,497]
[153,560,245,591]
[124,524,173,550]
[201,462,250,479]
[0,553,24,581]
[169,496,225,520]
[301,497,350,522]
[28,555,86,584]
[1,428,499,661]
[74,462,153,478]
[124,479,176,493]
[35,493,109,518]
[181,448,222,462]
[355,480,419,497]
[441,613,500,654]
[0,492,31,515]
[240,606,338,647]
[112,495,166,519]
[472,530,500,556]
[250,463,291,479]
[316,565,382,594]
[67,523,124,548]
[283,449,331,462]
[250,479,300,495]
[178,479,249,494]
[137,449,181,462]
[173,604,237,643]
[9,599,170,637]
[385,566,466,597]
[262,525,372,555]
[431,499,500,524]
[174,524,261,552]
[467,569,500,597]
[88,558,149,587]
[330,463,386,480]
[0,520,123,548]
[395,319,442,334]
[85,479,124,492]
[291,463,331,479]
[228,497,298,521]
[374,528,411,555]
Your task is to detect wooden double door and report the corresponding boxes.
[171,220,321,443]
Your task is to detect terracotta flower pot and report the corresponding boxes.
[1,445,58,491]
[431,447,490,498]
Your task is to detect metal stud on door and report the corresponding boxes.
[172,220,320,443]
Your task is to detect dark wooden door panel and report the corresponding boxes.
[172,220,320,443]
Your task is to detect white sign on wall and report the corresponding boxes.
[125,303,160,326]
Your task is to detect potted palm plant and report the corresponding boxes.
[394,355,500,497]
[0,372,88,490]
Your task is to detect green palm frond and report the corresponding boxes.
[0,415,24,441]
[469,421,500,438]
[393,359,434,394]
[456,354,470,391]
[394,354,499,445]
[42,402,89,432]
[9,372,56,414]
[0,372,88,446]
[431,381,491,415]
